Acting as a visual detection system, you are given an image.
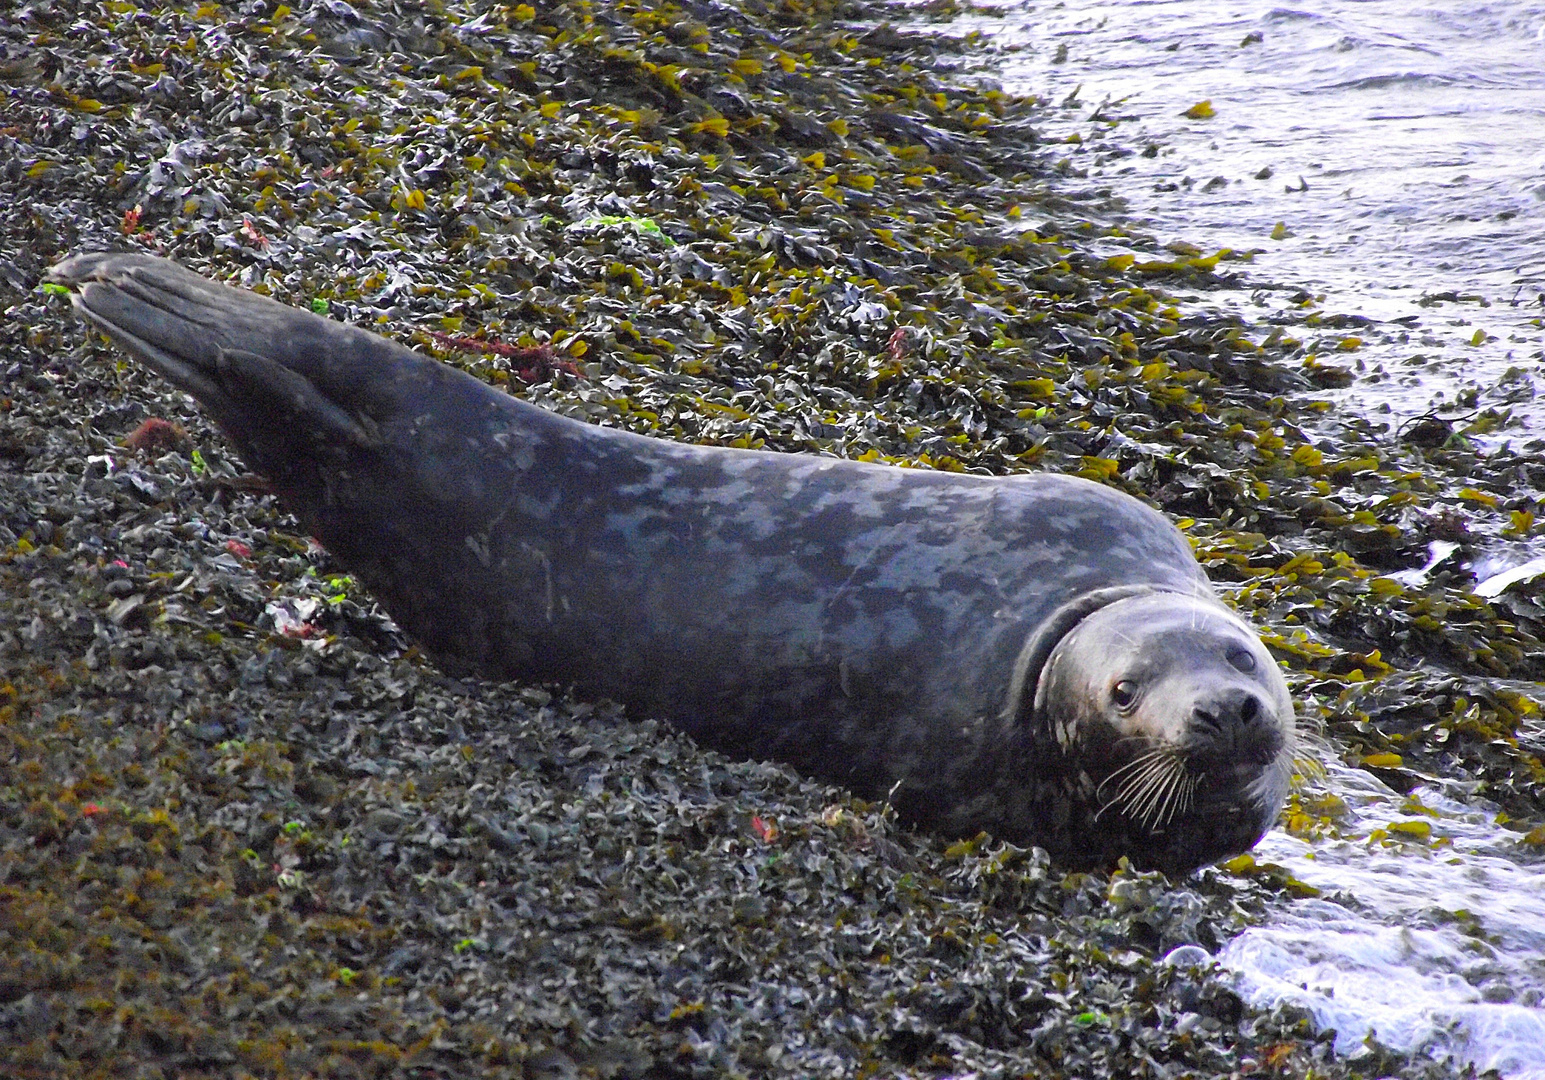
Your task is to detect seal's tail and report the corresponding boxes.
[47,251,547,677]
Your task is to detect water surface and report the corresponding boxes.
[962,0,1545,426]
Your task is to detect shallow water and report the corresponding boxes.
[959,3,1545,1074]
[1221,762,1545,1078]
[961,0,1545,429]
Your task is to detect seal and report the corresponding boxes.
[48,252,1295,874]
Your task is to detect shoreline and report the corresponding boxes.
[2,0,1540,1076]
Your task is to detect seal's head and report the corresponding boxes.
[1027,589,1295,874]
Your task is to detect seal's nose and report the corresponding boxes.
[1192,687,1262,729]
[1192,688,1281,766]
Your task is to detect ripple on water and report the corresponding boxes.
[961,0,1545,426]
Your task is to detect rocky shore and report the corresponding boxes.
[1,0,1539,1076]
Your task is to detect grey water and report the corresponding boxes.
[964,0,1545,426]
[954,2,1545,1076]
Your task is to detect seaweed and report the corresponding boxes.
[0,0,1537,1075]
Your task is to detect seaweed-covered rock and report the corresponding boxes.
[1,0,1538,1076]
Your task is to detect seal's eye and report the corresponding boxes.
[1226,648,1257,674]
[1111,680,1138,710]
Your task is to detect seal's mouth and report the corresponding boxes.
[1091,724,1291,856]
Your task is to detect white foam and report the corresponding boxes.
[1218,761,1545,1077]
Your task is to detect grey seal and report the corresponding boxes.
[48,252,1295,874]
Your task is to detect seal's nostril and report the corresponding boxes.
[1239,694,1260,725]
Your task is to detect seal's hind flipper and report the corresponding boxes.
[215,347,380,450]
[49,253,239,413]
[46,252,422,457]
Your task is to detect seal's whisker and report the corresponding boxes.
[1133,759,1183,829]
[1121,753,1175,796]
[1113,752,1184,827]
[1100,748,1167,783]
[1096,746,1171,797]
[1155,763,1194,828]
[1116,769,1169,820]
[1095,752,1172,821]
[1116,770,1157,819]
[1138,776,1171,830]
[1151,756,1187,814]
[1177,773,1200,822]
[1155,761,1192,830]
[1124,780,1166,829]
[1108,626,1140,649]
[1103,753,1177,817]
